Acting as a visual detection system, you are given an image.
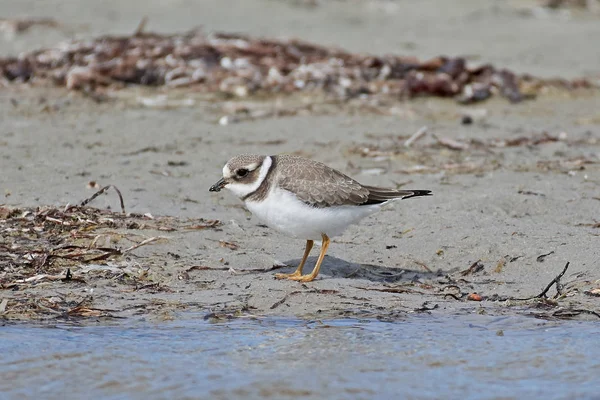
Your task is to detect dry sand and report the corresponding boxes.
[1,0,599,321]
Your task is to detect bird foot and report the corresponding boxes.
[274,271,316,282]
[281,273,316,282]
[274,271,302,280]
[292,274,317,283]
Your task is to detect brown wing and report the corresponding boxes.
[275,155,369,207]
[275,155,432,207]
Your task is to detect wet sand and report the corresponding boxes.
[1,0,599,322]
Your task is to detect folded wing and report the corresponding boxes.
[275,155,431,208]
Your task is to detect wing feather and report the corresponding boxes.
[274,155,431,207]
[275,156,369,207]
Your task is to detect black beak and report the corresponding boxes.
[209,178,227,192]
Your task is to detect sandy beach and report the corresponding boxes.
[1,0,599,322]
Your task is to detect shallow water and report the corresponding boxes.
[1,314,599,400]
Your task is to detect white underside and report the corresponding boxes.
[245,186,386,240]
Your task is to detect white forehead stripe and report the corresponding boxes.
[224,156,272,199]
[223,164,232,178]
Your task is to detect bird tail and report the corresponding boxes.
[363,186,432,204]
[399,190,432,199]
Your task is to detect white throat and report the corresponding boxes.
[225,156,272,199]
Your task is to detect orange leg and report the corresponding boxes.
[275,240,314,280]
[289,233,330,283]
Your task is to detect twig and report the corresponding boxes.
[433,134,469,150]
[123,236,165,254]
[186,265,231,272]
[269,289,337,310]
[354,285,425,294]
[535,262,570,299]
[414,260,432,273]
[556,309,600,319]
[45,216,67,225]
[185,263,289,274]
[270,292,294,310]
[35,301,62,314]
[0,298,8,313]
[83,251,119,262]
[182,220,221,230]
[404,126,428,148]
[16,273,64,283]
[88,234,107,249]
[134,16,148,36]
[79,185,126,213]
[460,260,484,276]
[247,264,289,273]
[536,251,555,262]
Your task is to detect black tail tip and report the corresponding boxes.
[402,190,432,199]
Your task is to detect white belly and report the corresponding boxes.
[245,187,382,240]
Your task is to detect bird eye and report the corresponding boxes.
[237,168,249,177]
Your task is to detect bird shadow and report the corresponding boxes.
[282,255,441,283]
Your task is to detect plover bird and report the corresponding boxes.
[210,154,431,282]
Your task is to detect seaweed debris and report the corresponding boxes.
[0,205,219,282]
[0,29,592,103]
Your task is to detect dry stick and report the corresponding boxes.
[432,134,469,150]
[354,286,425,295]
[186,264,288,274]
[0,298,8,313]
[460,260,484,276]
[270,289,334,310]
[535,261,570,299]
[123,236,164,254]
[270,292,292,310]
[556,309,600,319]
[17,273,66,283]
[505,262,571,301]
[404,126,428,148]
[79,185,126,214]
[85,251,120,262]
[35,301,62,315]
[134,16,148,36]
[88,234,111,250]
[245,264,289,273]
[414,260,433,273]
